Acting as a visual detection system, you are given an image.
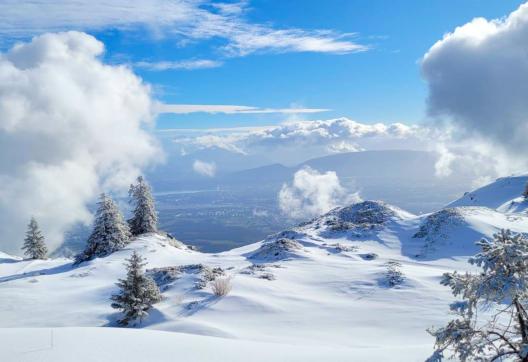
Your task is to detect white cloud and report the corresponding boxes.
[156,103,329,114]
[419,2,528,179]
[192,160,217,177]
[0,31,161,254]
[0,0,367,57]
[173,117,426,164]
[278,167,361,219]
[135,59,223,71]
[422,2,528,166]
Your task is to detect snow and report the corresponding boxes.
[0,327,427,362]
[448,175,528,211]
[2,176,528,361]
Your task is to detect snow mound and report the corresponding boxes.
[305,201,413,236]
[412,206,528,258]
[414,208,465,240]
[0,251,20,262]
[248,238,305,261]
[265,229,306,242]
[413,208,465,256]
[448,175,528,211]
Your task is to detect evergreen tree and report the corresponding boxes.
[128,176,158,235]
[111,251,161,326]
[523,182,528,199]
[22,217,47,259]
[75,193,130,263]
[427,229,528,361]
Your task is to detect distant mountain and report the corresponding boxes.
[148,147,272,190]
[222,163,293,184]
[301,150,439,180]
[214,150,475,214]
[223,150,473,185]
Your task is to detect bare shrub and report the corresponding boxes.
[211,277,232,297]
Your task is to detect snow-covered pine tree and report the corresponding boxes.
[75,193,131,263]
[128,176,158,235]
[427,229,528,361]
[111,251,161,326]
[22,217,47,259]
[523,182,528,199]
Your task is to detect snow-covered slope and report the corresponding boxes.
[2,177,528,361]
[412,206,528,258]
[448,175,528,212]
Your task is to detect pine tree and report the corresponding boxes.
[75,193,130,263]
[427,229,528,361]
[111,251,161,326]
[22,217,47,259]
[523,182,528,199]
[128,176,158,235]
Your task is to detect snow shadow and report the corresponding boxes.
[0,263,73,283]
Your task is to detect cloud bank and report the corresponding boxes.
[0,31,161,253]
[279,167,361,219]
[0,0,367,57]
[173,117,427,164]
[422,2,528,177]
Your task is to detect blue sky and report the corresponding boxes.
[91,0,523,129]
[0,0,524,129]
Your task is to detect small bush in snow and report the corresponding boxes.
[22,217,48,260]
[258,273,276,281]
[146,266,182,291]
[211,277,232,297]
[332,243,358,253]
[359,253,378,261]
[384,261,404,287]
[111,251,161,326]
[427,229,528,361]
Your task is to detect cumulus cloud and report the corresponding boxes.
[0,31,161,253]
[278,167,361,219]
[422,2,528,175]
[173,117,426,164]
[0,0,367,57]
[193,160,217,177]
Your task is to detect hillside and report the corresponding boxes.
[2,176,528,361]
[448,174,528,212]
